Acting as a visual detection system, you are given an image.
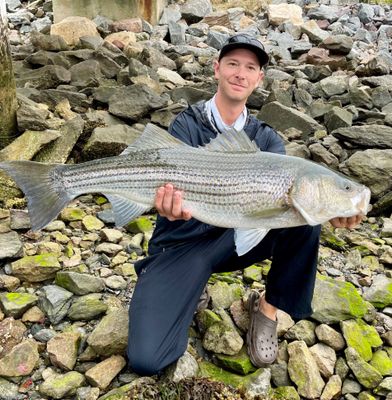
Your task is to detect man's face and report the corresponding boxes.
[214,48,264,103]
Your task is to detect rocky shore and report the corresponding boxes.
[0,0,391,399]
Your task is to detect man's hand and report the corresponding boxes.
[155,183,192,221]
[329,215,363,229]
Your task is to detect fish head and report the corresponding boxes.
[290,171,371,225]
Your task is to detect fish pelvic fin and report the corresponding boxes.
[105,194,151,227]
[234,228,270,256]
[0,161,71,231]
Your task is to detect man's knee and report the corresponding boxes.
[127,347,163,376]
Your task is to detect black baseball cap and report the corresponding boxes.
[218,33,269,67]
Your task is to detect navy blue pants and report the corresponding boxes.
[127,225,321,376]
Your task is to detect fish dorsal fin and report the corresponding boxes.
[202,128,259,153]
[121,123,187,155]
[105,194,151,226]
[234,228,270,256]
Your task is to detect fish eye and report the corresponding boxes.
[342,181,352,191]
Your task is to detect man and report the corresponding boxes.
[127,34,362,375]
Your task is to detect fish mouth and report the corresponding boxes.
[352,187,371,215]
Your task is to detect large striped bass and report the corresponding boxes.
[0,124,370,255]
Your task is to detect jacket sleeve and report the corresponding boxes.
[263,125,286,155]
[253,123,286,155]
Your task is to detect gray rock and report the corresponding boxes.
[244,368,271,398]
[47,331,81,370]
[309,143,339,168]
[181,0,213,23]
[0,340,39,377]
[320,374,342,400]
[363,275,392,308]
[16,94,51,132]
[83,125,141,160]
[68,293,108,321]
[93,49,123,79]
[69,60,102,88]
[55,271,105,295]
[16,65,71,90]
[30,88,89,110]
[168,20,187,45]
[0,377,23,400]
[5,0,21,12]
[139,46,176,71]
[258,101,323,138]
[374,377,392,396]
[76,386,100,400]
[104,275,127,290]
[309,343,337,379]
[332,125,392,149]
[0,317,27,358]
[79,36,104,50]
[345,347,383,389]
[340,149,392,197]
[205,30,229,51]
[31,16,52,33]
[285,320,317,346]
[85,355,126,390]
[208,281,244,309]
[321,35,353,55]
[39,285,74,324]
[165,351,199,383]
[319,75,349,97]
[349,84,373,109]
[315,324,345,351]
[372,86,392,109]
[159,4,182,24]
[203,321,243,355]
[342,378,361,394]
[307,5,339,22]
[39,371,85,399]
[311,275,367,323]
[335,357,349,381]
[287,340,325,399]
[108,84,169,121]
[34,116,85,164]
[0,231,22,259]
[358,3,375,24]
[0,292,38,318]
[0,129,60,164]
[30,31,69,52]
[324,107,352,133]
[33,328,56,342]
[87,308,129,356]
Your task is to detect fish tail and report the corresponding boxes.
[0,161,72,230]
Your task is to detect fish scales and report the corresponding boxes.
[59,148,294,217]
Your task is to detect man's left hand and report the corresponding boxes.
[329,215,363,229]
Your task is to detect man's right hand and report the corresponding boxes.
[155,183,192,221]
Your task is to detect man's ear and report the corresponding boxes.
[213,59,220,79]
[256,69,264,87]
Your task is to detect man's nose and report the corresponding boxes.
[234,67,246,79]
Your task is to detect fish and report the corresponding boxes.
[0,123,371,256]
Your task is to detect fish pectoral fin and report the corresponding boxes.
[234,228,270,256]
[106,194,151,227]
[291,198,320,226]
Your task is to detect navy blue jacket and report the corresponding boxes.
[148,100,285,253]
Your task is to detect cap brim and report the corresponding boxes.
[219,42,269,67]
